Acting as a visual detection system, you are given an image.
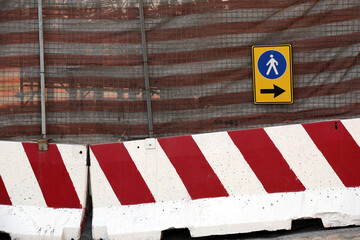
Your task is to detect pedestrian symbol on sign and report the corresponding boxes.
[257,50,286,80]
[266,54,278,75]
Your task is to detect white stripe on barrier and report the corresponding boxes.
[0,142,46,206]
[124,140,191,202]
[90,150,121,207]
[193,132,266,195]
[265,125,344,189]
[57,144,88,207]
[342,118,360,146]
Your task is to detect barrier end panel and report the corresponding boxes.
[0,141,88,240]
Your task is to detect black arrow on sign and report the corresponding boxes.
[260,84,285,98]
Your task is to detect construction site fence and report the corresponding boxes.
[0,0,359,143]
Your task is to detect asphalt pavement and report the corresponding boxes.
[1,211,359,240]
[1,226,359,240]
[161,224,360,240]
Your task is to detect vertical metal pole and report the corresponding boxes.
[138,0,154,138]
[37,0,46,137]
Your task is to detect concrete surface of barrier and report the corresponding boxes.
[0,142,88,240]
[90,119,360,240]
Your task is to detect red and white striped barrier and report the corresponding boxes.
[0,142,87,240]
[90,119,360,240]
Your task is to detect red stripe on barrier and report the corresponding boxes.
[22,143,81,209]
[228,129,305,193]
[158,136,229,200]
[91,143,155,205]
[0,175,12,205]
[303,121,360,187]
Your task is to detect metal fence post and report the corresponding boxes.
[138,0,154,138]
[37,0,49,150]
[38,0,46,138]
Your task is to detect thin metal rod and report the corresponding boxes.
[138,0,154,138]
[37,0,46,137]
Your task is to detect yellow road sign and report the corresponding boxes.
[252,44,293,104]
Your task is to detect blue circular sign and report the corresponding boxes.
[257,50,287,79]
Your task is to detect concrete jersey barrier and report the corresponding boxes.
[0,142,88,240]
[88,118,360,239]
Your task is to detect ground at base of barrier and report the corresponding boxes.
[0,205,84,240]
[92,187,360,240]
[161,225,360,240]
